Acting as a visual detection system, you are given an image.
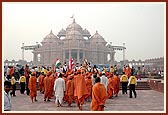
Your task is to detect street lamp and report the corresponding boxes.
[123,43,125,65]
[22,43,24,61]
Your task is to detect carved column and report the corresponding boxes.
[69,49,71,60]
[77,49,80,63]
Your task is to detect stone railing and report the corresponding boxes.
[147,79,164,93]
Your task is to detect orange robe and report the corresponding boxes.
[24,66,29,78]
[28,75,37,101]
[85,76,92,99]
[113,75,120,96]
[38,74,44,92]
[74,74,89,106]
[90,82,107,111]
[107,77,114,98]
[48,74,55,99]
[126,67,131,78]
[63,76,68,101]
[9,67,14,77]
[65,79,74,105]
[43,76,52,99]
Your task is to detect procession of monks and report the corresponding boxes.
[22,64,132,111]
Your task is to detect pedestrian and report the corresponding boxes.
[142,65,146,78]
[121,72,128,94]
[19,73,26,94]
[43,71,52,101]
[90,77,107,111]
[107,73,114,99]
[38,72,45,93]
[10,74,16,97]
[113,73,120,97]
[28,72,38,103]
[137,67,141,80]
[65,74,74,106]
[9,66,15,78]
[6,66,10,80]
[100,71,108,91]
[74,69,89,110]
[4,80,12,111]
[54,73,66,107]
[128,71,137,98]
[26,72,30,95]
[125,65,131,79]
[114,65,118,75]
[110,66,114,74]
[85,72,92,102]
[48,72,55,100]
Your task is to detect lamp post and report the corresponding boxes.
[123,43,125,65]
[22,43,24,61]
[110,42,112,65]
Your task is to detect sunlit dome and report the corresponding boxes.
[42,30,59,43]
[57,28,66,38]
[66,19,83,34]
[66,30,83,40]
[83,28,91,37]
[89,31,107,44]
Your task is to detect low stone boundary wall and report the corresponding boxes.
[147,79,164,93]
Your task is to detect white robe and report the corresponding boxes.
[100,75,108,91]
[54,78,65,98]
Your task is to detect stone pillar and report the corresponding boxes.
[33,53,37,66]
[77,49,80,63]
[69,49,71,60]
[111,53,114,61]
[63,50,65,63]
[83,50,85,60]
[41,53,44,65]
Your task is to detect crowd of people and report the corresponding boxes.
[4,62,139,111]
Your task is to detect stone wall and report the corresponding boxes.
[147,79,164,93]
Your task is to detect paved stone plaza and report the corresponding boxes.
[9,89,164,112]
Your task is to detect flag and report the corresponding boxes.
[70,14,74,18]
[69,58,74,70]
[55,59,61,68]
[84,58,88,65]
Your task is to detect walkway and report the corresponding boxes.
[7,89,164,112]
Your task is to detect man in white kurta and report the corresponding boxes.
[54,73,65,107]
[100,71,108,91]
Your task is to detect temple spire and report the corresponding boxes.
[70,14,75,23]
[50,30,53,34]
[73,18,76,23]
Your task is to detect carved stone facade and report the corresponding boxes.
[33,19,115,66]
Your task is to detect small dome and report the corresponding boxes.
[83,29,91,37]
[57,29,66,37]
[66,30,83,39]
[89,31,107,44]
[42,30,59,43]
[66,19,83,33]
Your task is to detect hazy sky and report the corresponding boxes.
[2,2,165,62]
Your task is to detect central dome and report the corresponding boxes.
[66,19,83,34]
[66,30,83,39]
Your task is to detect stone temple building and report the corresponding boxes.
[33,19,116,66]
